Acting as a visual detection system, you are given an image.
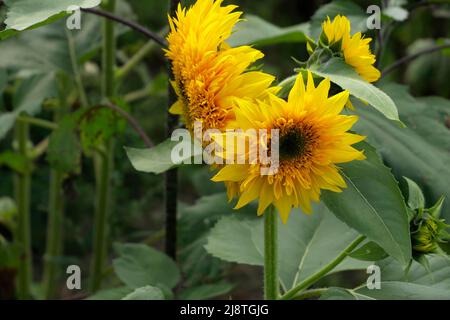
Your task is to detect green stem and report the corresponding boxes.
[42,168,64,299]
[124,84,153,103]
[164,0,181,261]
[42,82,67,299]
[14,118,32,300]
[115,26,167,81]
[16,115,57,130]
[264,206,279,300]
[90,142,114,292]
[66,28,89,107]
[116,42,156,80]
[280,235,366,300]
[89,0,116,293]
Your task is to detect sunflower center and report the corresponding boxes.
[278,128,308,160]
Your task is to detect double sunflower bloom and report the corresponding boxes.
[165,0,380,223]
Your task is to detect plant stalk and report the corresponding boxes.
[280,235,366,300]
[89,0,116,293]
[42,80,68,299]
[16,115,57,131]
[264,206,279,300]
[42,168,64,299]
[164,0,180,261]
[14,118,32,300]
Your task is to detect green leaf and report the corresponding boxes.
[308,58,401,124]
[112,243,180,290]
[47,115,81,174]
[179,282,234,300]
[404,177,425,210]
[356,281,450,300]
[80,103,127,153]
[87,287,133,300]
[178,192,254,287]
[0,73,57,140]
[309,0,368,39]
[228,14,308,47]
[0,150,32,175]
[205,214,263,266]
[0,3,136,75]
[14,73,57,114]
[322,143,412,266]
[125,138,202,174]
[0,0,101,39]
[122,286,165,300]
[352,84,450,220]
[205,203,370,290]
[378,255,450,290]
[349,241,388,261]
[320,287,373,300]
[0,113,17,140]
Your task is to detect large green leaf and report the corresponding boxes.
[125,138,202,174]
[322,143,412,266]
[0,3,135,75]
[309,0,368,39]
[122,286,164,300]
[205,214,263,266]
[112,243,180,290]
[378,255,450,291]
[205,203,370,291]
[309,58,401,123]
[0,0,101,39]
[355,281,450,300]
[178,192,254,287]
[228,14,309,47]
[322,281,450,300]
[352,84,450,220]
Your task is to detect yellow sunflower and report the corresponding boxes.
[322,15,381,83]
[212,72,366,223]
[165,0,277,135]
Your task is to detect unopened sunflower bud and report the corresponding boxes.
[410,197,449,254]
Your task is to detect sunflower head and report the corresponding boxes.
[165,0,277,136]
[212,71,366,223]
[320,15,381,83]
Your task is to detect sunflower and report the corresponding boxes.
[321,15,381,83]
[165,0,277,135]
[212,72,366,223]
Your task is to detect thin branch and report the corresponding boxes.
[381,43,450,78]
[103,103,154,148]
[81,8,167,47]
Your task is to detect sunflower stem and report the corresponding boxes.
[42,79,68,299]
[280,234,366,300]
[164,0,180,261]
[90,0,116,293]
[14,117,32,300]
[264,206,279,300]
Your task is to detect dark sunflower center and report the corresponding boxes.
[278,128,307,160]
